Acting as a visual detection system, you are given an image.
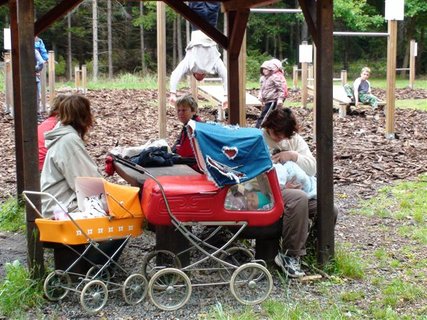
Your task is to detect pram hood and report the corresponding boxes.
[187,120,273,187]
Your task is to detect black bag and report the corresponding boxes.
[130,146,179,167]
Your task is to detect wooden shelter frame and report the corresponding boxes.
[1,0,334,276]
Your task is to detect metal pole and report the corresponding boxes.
[333,31,388,37]
[250,8,302,13]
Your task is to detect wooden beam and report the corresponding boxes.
[164,0,228,49]
[298,0,318,45]
[35,0,83,35]
[226,10,240,125]
[228,9,250,60]
[314,0,335,265]
[222,0,280,11]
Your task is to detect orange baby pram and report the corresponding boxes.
[23,177,146,313]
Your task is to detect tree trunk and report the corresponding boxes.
[107,0,113,79]
[92,0,98,81]
[177,15,183,62]
[140,2,146,74]
[67,13,72,81]
[173,16,177,68]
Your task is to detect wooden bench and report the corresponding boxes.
[307,85,385,117]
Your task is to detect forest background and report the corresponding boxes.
[0,0,426,84]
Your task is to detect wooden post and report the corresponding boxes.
[190,76,198,102]
[4,52,13,115]
[301,62,308,107]
[292,65,298,89]
[48,51,55,105]
[74,65,81,91]
[157,2,167,138]
[409,39,416,89]
[308,63,314,87]
[315,0,335,266]
[15,0,44,277]
[239,32,247,126]
[82,65,87,94]
[312,44,317,142]
[341,70,347,85]
[40,64,47,113]
[385,20,397,139]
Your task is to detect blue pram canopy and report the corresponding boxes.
[187,120,273,187]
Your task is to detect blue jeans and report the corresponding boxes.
[189,2,220,30]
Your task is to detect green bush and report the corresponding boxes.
[246,50,273,82]
[0,260,44,318]
[0,198,25,233]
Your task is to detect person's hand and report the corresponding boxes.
[222,100,228,110]
[285,177,302,190]
[271,150,298,164]
[169,93,177,107]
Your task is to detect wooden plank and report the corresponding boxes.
[198,85,261,107]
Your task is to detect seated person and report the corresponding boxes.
[38,94,67,171]
[41,94,101,217]
[171,94,203,171]
[344,66,379,110]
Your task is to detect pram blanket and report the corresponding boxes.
[188,120,272,187]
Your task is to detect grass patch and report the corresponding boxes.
[322,243,365,280]
[395,99,427,111]
[0,260,44,318]
[355,173,427,244]
[0,198,25,233]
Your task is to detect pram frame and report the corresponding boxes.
[22,190,148,313]
[112,155,274,310]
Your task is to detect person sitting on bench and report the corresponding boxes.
[344,67,379,110]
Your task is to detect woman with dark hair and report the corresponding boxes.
[262,108,336,278]
[40,94,101,217]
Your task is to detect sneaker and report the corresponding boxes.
[274,253,306,278]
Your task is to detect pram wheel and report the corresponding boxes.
[86,265,111,283]
[218,246,254,281]
[122,273,148,305]
[80,279,108,313]
[230,263,273,305]
[148,268,191,311]
[44,270,71,301]
[141,250,181,279]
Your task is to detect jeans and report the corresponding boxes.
[189,2,220,30]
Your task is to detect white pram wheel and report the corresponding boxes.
[141,250,181,280]
[44,270,71,301]
[80,279,108,313]
[86,265,111,283]
[122,273,148,305]
[148,268,191,311]
[218,246,254,281]
[230,263,273,305]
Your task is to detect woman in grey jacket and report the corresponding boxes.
[40,94,101,218]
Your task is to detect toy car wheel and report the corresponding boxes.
[44,270,72,301]
[80,279,108,314]
[122,273,148,305]
[86,265,111,283]
[148,268,191,311]
[230,263,272,305]
[218,246,254,281]
[141,250,181,280]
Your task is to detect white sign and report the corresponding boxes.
[3,28,11,50]
[299,43,312,63]
[385,0,405,21]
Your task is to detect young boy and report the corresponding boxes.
[345,67,379,110]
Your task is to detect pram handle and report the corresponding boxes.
[22,191,68,219]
